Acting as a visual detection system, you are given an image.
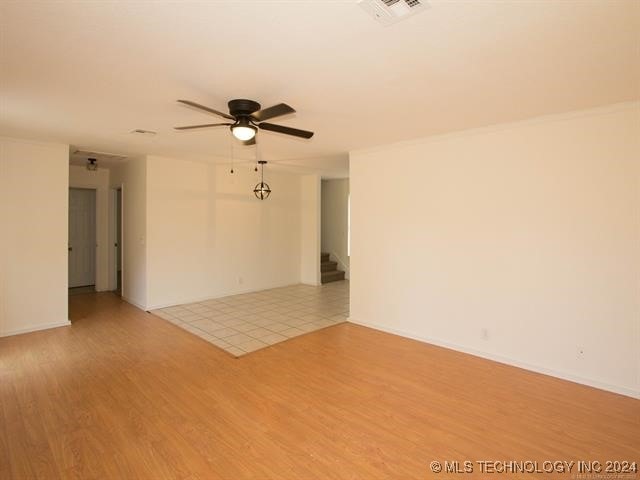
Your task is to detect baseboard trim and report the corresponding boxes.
[1,320,72,338]
[347,318,640,400]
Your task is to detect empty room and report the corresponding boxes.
[0,1,638,479]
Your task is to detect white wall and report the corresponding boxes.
[110,157,147,309]
[0,137,70,336]
[321,178,350,277]
[300,174,321,286]
[350,102,640,398]
[145,156,302,309]
[69,165,110,291]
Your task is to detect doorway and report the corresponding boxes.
[320,179,350,283]
[68,188,97,292]
[115,188,122,295]
[109,186,123,295]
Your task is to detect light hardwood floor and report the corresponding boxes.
[1,292,638,479]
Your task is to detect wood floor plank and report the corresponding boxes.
[0,292,638,479]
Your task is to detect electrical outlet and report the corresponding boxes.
[481,328,489,341]
[577,346,584,357]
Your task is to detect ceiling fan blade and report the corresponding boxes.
[177,100,235,120]
[174,123,232,130]
[242,137,256,146]
[258,122,314,139]
[251,103,295,122]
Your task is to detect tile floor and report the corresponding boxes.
[151,281,349,357]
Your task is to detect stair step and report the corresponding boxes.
[321,270,345,284]
[321,261,338,272]
[320,252,330,262]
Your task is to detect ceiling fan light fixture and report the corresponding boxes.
[231,120,257,141]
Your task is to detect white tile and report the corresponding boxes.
[221,318,246,327]
[179,313,205,323]
[164,307,188,314]
[191,319,227,334]
[165,316,183,325]
[237,339,268,353]
[279,327,305,338]
[186,306,210,314]
[212,315,240,324]
[193,330,214,340]
[283,317,309,328]
[249,318,274,327]
[224,333,254,346]
[232,322,260,333]
[226,346,245,357]
[263,322,290,333]
[238,314,261,323]
[208,337,231,349]
[217,307,237,314]
[210,327,240,338]
[160,281,349,353]
[245,327,273,339]
[297,322,320,333]
[260,333,287,345]
[311,318,336,328]
[300,314,325,322]
[180,323,199,332]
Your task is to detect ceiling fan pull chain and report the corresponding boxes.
[230,134,234,174]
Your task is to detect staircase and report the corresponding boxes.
[321,252,345,284]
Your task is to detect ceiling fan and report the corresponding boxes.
[174,99,314,145]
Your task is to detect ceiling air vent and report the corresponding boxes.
[358,0,428,26]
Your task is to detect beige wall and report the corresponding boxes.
[145,156,302,309]
[0,137,70,336]
[300,174,321,285]
[69,165,110,291]
[350,102,640,398]
[321,178,350,277]
[110,157,147,309]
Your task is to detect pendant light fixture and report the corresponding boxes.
[253,160,271,200]
[86,158,98,171]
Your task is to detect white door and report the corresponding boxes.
[69,188,96,288]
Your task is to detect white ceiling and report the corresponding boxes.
[1,1,638,168]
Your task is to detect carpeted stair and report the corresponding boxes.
[321,252,345,284]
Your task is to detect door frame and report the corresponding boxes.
[109,185,124,293]
[68,187,98,289]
